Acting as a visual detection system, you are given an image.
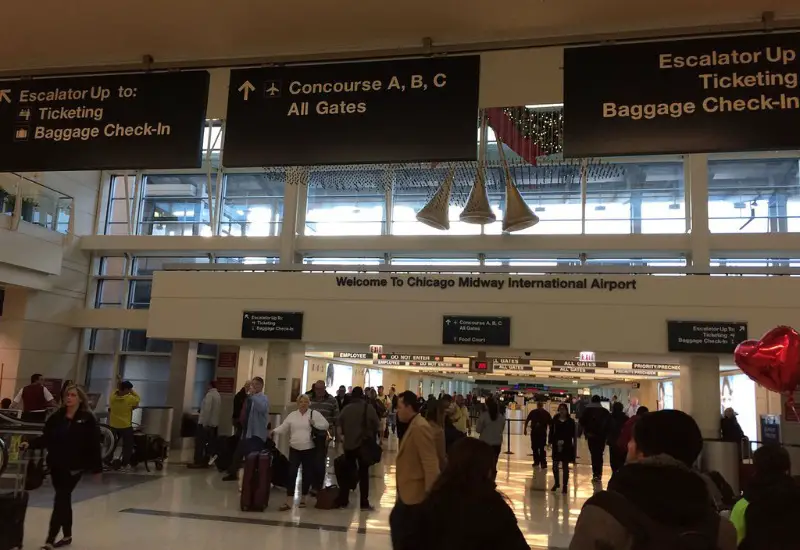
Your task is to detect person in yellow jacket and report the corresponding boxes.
[109,381,140,470]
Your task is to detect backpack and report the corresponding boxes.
[586,490,719,550]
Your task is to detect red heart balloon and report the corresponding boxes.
[734,326,800,395]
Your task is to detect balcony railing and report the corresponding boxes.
[0,174,73,235]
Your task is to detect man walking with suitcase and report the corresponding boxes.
[223,377,269,482]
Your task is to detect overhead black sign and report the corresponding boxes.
[241,311,303,340]
[551,366,595,374]
[224,56,480,166]
[442,315,511,346]
[667,320,748,353]
[563,33,800,157]
[552,360,609,369]
[632,362,682,372]
[377,353,445,362]
[0,71,209,171]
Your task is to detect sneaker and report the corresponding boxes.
[222,474,238,482]
[54,537,72,548]
[208,455,218,467]
[360,502,374,511]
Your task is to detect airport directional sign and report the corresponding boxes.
[442,315,511,346]
[241,311,304,340]
[0,71,209,171]
[667,320,748,353]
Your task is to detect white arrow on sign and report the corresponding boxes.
[238,81,256,101]
[0,89,10,104]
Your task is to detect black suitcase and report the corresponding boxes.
[0,491,28,550]
[214,435,239,472]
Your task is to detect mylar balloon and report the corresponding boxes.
[734,325,800,395]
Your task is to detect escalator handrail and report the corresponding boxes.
[0,411,46,429]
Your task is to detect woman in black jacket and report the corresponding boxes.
[549,403,576,494]
[27,384,102,549]
[419,437,529,550]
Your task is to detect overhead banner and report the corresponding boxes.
[224,56,480,166]
[0,71,209,171]
[563,33,800,157]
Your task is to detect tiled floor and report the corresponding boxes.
[21,435,609,549]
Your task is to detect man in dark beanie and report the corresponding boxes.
[569,410,737,550]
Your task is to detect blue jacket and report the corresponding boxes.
[245,393,270,442]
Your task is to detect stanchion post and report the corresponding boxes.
[503,417,514,455]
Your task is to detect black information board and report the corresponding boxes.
[442,315,511,346]
[563,33,800,157]
[224,56,480,166]
[0,71,209,171]
[667,320,748,353]
[241,311,304,340]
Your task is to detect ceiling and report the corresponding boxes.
[0,1,795,73]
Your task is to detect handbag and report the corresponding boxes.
[24,457,45,491]
[314,485,340,509]
[358,402,382,466]
[309,410,328,448]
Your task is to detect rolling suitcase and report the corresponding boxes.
[0,491,27,550]
[240,451,271,511]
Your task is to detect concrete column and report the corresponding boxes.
[279,168,306,266]
[264,341,305,415]
[166,341,198,449]
[685,154,710,271]
[679,355,720,439]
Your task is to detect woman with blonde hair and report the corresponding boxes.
[271,393,329,510]
[25,384,102,549]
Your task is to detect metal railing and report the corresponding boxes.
[0,173,74,235]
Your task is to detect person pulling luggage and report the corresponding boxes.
[223,377,269,482]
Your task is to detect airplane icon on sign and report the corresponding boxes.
[264,81,281,98]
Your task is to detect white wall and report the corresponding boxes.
[0,170,100,399]
[147,272,800,356]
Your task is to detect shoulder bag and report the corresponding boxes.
[309,410,328,448]
[358,402,382,466]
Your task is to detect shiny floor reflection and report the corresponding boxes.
[22,435,607,549]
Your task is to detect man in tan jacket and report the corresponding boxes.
[390,390,441,550]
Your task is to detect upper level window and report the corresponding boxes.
[306,168,386,236]
[140,174,213,236]
[222,173,285,236]
[709,157,800,233]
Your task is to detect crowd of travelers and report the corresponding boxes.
[6,372,800,550]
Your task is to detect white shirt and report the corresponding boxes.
[272,408,330,451]
[198,388,221,427]
[12,385,54,408]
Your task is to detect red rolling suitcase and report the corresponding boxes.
[240,451,271,511]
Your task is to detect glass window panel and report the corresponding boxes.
[123,330,173,353]
[85,354,115,401]
[708,157,800,234]
[134,256,210,276]
[586,161,684,235]
[129,280,151,309]
[303,257,383,265]
[305,168,386,236]
[391,258,480,266]
[121,355,170,407]
[100,257,127,277]
[198,342,218,357]
[215,257,278,265]
[140,174,213,236]
[96,279,124,308]
[90,329,118,352]
[222,173,286,236]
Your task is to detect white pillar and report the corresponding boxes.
[166,341,198,451]
[264,341,305,414]
[679,355,720,439]
[279,168,306,266]
[686,153,710,271]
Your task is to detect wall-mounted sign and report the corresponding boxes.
[0,71,209,171]
[563,33,800,157]
[218,351,238,370]
[632,362,682,371]
[334,275,638,292]
[377,354,445,362]
[667,320,748,353]
[241,311,303,340]
[551,366,595,374]
[442,315,511,346]
[333,352,373,360]
[224,56,480,167]
[553,360,608,369]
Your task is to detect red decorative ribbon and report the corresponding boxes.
[485,107,542,166]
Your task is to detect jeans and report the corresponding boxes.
[531,433,547,468]
[552,460,569,488]
[287,447,316,497]
[336,448,370,506]
[312,442,327,491]
[48,468,82,543]
[193,425,218,465]
[387,413,396,434]
[390,500,423,550]
[227,436,265,476]
[587,437,606,479]
[114,427,134,467]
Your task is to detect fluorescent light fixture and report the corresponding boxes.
[525,103,564,109]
